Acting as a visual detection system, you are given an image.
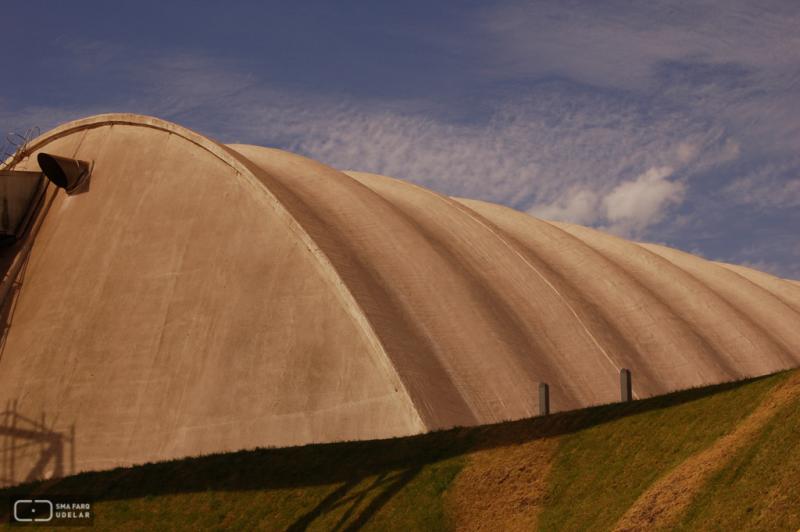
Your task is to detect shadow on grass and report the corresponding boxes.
[286,466,421,531]
[0,370,785,526]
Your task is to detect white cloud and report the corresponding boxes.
[603,166,685,236]
[529,166,686,238]
[529,188,600,226]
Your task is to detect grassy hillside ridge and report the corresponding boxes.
[677,378,800,531]
[2,370,798,530]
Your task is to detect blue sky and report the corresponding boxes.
[3,1,799,278]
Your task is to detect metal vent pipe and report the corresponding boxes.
[37,153,90,193]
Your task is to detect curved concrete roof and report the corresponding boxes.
[1,114,798,485]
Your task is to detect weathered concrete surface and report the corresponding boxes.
[0,114,798,486]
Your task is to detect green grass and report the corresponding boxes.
[538,372,784,531]
[84,458,463,531]
[0,425,473,530]
[677,387,800,531]
[1,371,797,531]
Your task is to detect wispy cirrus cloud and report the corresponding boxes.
[0,48,770,242]
[477,1,800,86]
[722,162,800,210]
[1,63,709,242]
[2,0,799,277]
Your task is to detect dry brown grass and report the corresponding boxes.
[446,436,559,531]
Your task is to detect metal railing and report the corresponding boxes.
[1,127,40,171]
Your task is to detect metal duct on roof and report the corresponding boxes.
[37,153,90,193]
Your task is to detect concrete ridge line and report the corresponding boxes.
[444,198,624,375]
[346,172,624,392]
[636,242,797,368]
[454,206,626,387]
[349,172,627,394]
[714,262,800,315]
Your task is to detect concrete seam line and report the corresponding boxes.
[398,177,623,377]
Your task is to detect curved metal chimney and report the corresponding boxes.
[37,153,90,193]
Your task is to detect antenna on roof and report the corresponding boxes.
[1,126,40,171]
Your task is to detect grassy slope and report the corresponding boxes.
[538,372,782,530]
[2,370,798,531]
[678,387,800,531]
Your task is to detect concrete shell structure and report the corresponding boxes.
[1,114,799,486]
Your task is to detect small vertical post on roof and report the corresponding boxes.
[620,368,632,402]
[539,382,550,416]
